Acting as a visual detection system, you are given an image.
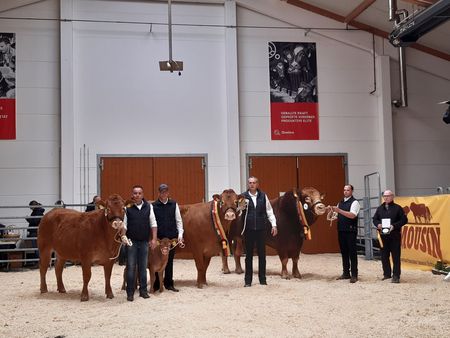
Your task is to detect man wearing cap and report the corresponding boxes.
[152,183,184,292]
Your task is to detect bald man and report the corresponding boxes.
[372,190,407,283]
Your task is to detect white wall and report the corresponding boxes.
[1,0,449,217]
[0,0,60,216]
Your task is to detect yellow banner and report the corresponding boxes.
[395,195,450,269]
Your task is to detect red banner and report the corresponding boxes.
[271,102,318,140]
[269,42,318,140]
[0,99,15,139]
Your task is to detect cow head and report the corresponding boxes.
[97,194,129,238]
[212,189,246,221]
[157,238,172,256]
[299,187,326,216]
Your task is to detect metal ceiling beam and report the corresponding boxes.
[344,0,377,24]
[0,0,44,14]
[400,0,437,7]
[286,0,450,62]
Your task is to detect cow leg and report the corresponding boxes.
[158,271,164,293]
[149,268,155,294]
[280,256,290,279]
[103,261,115,299]
[39,246,52,294]
[80,262,92,302]
[234,239,244,274]
[121,266,127,290]
[221,251,231,274]
[292,257,302,279]
[198,256,212,287]
[55,258,67,293]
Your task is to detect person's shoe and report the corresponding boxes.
[336,274,351,280]
[139,292,150,299]
[391,276,400,283]
[127,295,134,302]
[165,286,179,292]
[260,281,267,285]
[382,275,391,281]
[244,283,251,287]
[350,276,358,283]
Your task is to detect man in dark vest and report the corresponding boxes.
[242,176,277,287]
[331,184,360,283]
[125,185,158,301]
[152,183,184,292]
[372,189,407,283]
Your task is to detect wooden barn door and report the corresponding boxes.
[298,156,345,254]
[100,157,154,201]
[100,156,205,204]
[248,155,346,254]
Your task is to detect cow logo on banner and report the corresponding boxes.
[269,42,318,140]
[0,33,16,140]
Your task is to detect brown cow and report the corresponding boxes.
[222,187,326,279]
[180,189,245,288]
[410,202,432,223]
[38,194,132,301]
[149,238,172,293]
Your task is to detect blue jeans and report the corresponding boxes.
[126,240,148,296]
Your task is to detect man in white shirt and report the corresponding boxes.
[242,176,277,287]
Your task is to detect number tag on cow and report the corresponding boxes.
[303,203,309,210]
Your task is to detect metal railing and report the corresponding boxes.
[0,203,91,271]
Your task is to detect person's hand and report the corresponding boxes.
[390,225,394,232]
[331,206,339,213]
[178,237,185,248]
[377,224,382,231]
[150,238,157,249]
[271,226,278,237]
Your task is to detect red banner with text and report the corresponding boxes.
[0,32,16,139]
[269,42,318,140]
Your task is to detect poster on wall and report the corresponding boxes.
[269,42,318,140]
[0,33,16,140]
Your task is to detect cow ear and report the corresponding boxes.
[212,194,220,201]
[97,201,106,210]
[320,193,325,200]
[125,199,134,208]
[305,196,311,203]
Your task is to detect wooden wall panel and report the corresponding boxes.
[298,156,345,254]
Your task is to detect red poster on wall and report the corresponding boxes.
[269,42,318,140]
[0,32,16,140]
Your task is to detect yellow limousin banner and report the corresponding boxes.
[394,195,450,269]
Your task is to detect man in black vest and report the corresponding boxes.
[152,183,184,292]
[331,185,361,283]
[125,185,158,301]
[242,176,277,287]
[373,190,407,283]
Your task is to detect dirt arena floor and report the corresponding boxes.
[1,254,449,338]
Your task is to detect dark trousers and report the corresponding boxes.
[153,247,176,290]
[338,231,358,277]
[380,235,401,278]
[126,240,148,296]
[244,229,266,285]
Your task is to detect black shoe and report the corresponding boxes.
[127,295,134,302]
[260,281,267,285]
[244,284,251,287]
[165,286,179,292]
[350,276,358,283]
[336,274,351,280]
[382,275,391,281]
[140,292,150,299]
[391,276,400,283]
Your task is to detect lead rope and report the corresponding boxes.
[109,228,132,261]
[240,199,249,236]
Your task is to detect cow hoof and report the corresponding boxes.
[293,273,302,279]
[40,288,48,294]
[281,274,290,280]
[235,269,244,274]
[57,288,67,293]
[80,295,89,302]
[106,293,114,299]
[222,269,231,274]
[197,284,204,289]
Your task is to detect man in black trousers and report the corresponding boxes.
[242,176,277,287]
[152,183,184,292]
[372,190,407,283]
[331,185,360,283]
